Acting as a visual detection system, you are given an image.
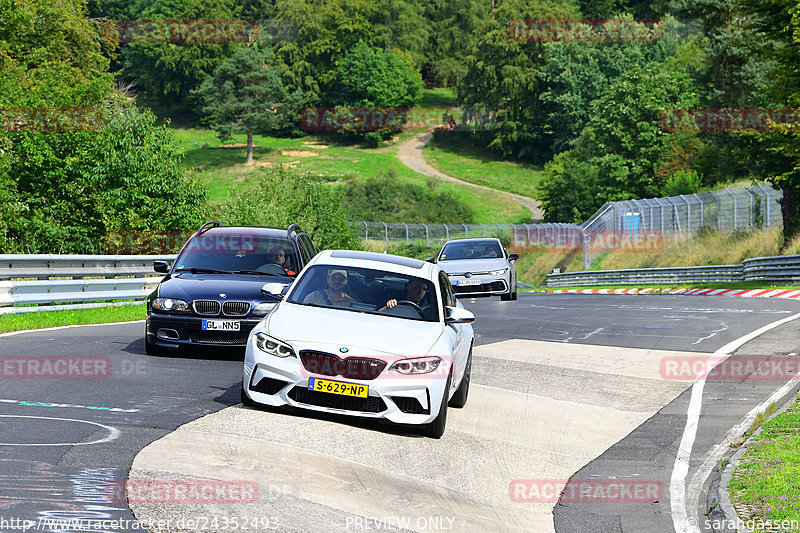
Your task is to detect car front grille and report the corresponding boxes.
[299,351,386,380]
[193,299,221,315]
[223,301,250,316]
[392,396,430,415]
[188,331,250,345]
[453,280,507,294]
[288,386,387,413]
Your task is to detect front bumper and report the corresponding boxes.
[447,275,509,297]
[147,312,264,349]
[242,339,450,425]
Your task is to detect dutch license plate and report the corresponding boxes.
[202,319,240,331]
[457,279,481,286]
[308,377,368,398]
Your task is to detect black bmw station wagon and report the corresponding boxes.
[145,222,318,355]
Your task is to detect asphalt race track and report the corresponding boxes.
[1,293,799,532]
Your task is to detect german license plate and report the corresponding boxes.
[457,279,481,286]
[202,319,240,331]
[308,377,368,398]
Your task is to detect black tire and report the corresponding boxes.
[241,383,256,407]
[511,289,518,301]
[423,373,451,439]
[449,345,472,408]
[501,292,512,301]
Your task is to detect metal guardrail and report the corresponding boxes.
[547,255,800,287]
[0,255,175,313]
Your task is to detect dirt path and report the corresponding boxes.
[396,131,544,221]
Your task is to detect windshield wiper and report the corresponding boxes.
[174,267,232,274]
[231,270,286,276]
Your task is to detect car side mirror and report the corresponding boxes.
[445,306,475,324]
[261,282,290,299]
[508,253,519,261]
[426,257,436,263]
[153,261,170,273]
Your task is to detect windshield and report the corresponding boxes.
[439,241,502,261]
[173,234,299,276]
[287,265,440,322]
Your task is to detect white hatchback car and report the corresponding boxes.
[434,238,519,300]
[241,250,475,438]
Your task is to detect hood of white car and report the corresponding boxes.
[263,302,444,358]
[437,258,510,274]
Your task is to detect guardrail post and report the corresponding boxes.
[403,222,409,244]
[445,224,449,240]
[383,222,388,245]
[423,224,429,247]
[462,224,468,238]
[363,221,368,242]
[480,223,486,237]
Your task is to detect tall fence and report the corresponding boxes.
[350,185,784,257]
[582,185,782,237]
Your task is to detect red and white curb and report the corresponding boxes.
[529,288,800,299]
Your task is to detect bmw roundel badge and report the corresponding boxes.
[339,347,349,353]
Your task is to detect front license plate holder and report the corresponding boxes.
[308,377,368,398]
[202,319,240,331]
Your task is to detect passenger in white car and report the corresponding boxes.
[303,269,356,308]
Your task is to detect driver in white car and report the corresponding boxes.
[379,279,428,312]
[303,269,355,308]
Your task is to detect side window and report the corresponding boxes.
[301,234,318,257]
[296,238,312,267]
[438,272,456,317]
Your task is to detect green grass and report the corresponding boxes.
[0,304,146,333]
[418,87,457,108]
[423,134,546,199]
[729,395,800,525]
[172,127,530,224]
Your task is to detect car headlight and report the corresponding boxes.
[490,268,508,276]
[254,332,296,358]
[151,298,190,312]
[389,357,441,374]
[251,302,276,317]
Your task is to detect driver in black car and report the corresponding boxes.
[379,279,428,313]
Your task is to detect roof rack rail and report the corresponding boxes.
[286,223,301,237]
[197,221,221,235]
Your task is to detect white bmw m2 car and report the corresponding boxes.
[241,250,475,438]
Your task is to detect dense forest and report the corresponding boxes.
[1,0,799,252]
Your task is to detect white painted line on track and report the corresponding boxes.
[0,320,144,338]
[670,311,800,533]
[0,414,120,446]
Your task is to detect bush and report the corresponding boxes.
[662,169,702,197]
[217,166,359,251]
[341,169,474,223]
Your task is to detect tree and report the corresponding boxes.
[537,16,682,154]
[737,0,800,240]
[115,0,241,109]
[193,46,301,163]
[536,60,701,221]
[422,0,489,86]
[271,0,379,107]
[457,0,580,161]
